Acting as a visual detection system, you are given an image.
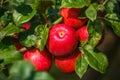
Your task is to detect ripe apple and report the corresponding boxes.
[22,23,31,31]
[64,18,88,29]
[47,24,78,57]
[60,8,80,18]
[23,49,52,71]
[76,25,89,42]
[14,42,24,50]
[55,49,81,73]
[13,23,31,39]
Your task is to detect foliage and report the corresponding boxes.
[0,0,119,79]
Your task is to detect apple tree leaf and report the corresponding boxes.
[105,13,120,37]
[33,72,54,80]
[0,23,21,42]
[61,0,91,8]
[85,5,97,22]
[75,55,88,78]
[105,0,120,14]
[87,19,102,48]
[83,45,108,73]
[0,43,22,65]
[13,0,38,25]
[9,60,35,80]
[35,25,49,51]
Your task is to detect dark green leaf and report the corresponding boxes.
[9,0,24,7]
[0,70,7,80]
[9,60,35,80]
[0,12,12,26]
[20,34,37,47]
[87,19,102,47]
[105,0,120,14]
[75,56,88,78]
[33,72,54,80]
[13,2,37,25]
[0,23,21,42]
[83,45,108,73]
[85,5,97,21]
[0,43,22,65]
[92,3,105,11]
[61,0,91,8]
[105,13,120,36]
[35,25,49,51]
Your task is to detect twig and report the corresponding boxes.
[103,0,109,6]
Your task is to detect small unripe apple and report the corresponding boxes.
[76,25,89,42]
[23,49,52,71]
[64,18,88,29]
[60,8,80,18]
[55,49,81,73]
[47,24,78,57]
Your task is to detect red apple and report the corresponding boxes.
[14,42,24,50]
[22,23,31,30]
[64,18,88,29]
[13,23,31,39]
[60,8,80,18]
[76,25,89,42]
[55,49,81,73]
[23,49,52,71]
[47,24,78,57]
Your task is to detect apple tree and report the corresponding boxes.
[0,0,120,80]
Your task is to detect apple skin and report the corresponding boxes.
[22,23,31,31]
[64,18,88,29]
[47,24,78,57]
[60,8,80,18]
[76,25,89,42]
[23,49,52,71]
[55,49,81,73]
[14,42,24,50]
[13,23,31,39]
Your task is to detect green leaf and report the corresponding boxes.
[20,34,37,47]
[87,19,102,47]
[35,25,49,51]
[13,3,37,25]
[0,43,22,65]
[9,0,24,7]
[0,23,21,42]
[83,45,108,73]
[0,12,13,26]
[75,56,88,78]
[33,72,54,80]
[105,0,120,14]
[0,70,7,80]
[85,5,97,21]
[92,3,105,11]
[105,13,120,36]
[9,60,35,80]
[61,0,91,8]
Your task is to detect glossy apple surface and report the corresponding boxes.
[76,25,89,42]
[60,8,80,18]
[23,49,52,71]
[47,24,78,56]
[55,49,81,73]
[64,18,88,29]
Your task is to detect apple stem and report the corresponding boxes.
[53,17,63,25]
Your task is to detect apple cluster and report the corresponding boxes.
[46,8,89,73]
[14,7,103,74]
